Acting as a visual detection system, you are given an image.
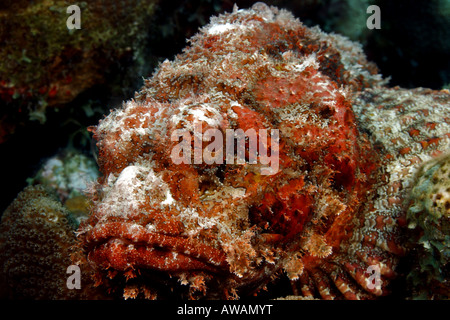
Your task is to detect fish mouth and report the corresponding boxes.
[84,222,229,274]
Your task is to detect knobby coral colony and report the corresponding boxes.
[76,3,450,299]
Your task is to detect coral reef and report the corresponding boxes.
[405,153,450,299]
[0,0,159,143]
[26,147,99,225]
[27,148,99,203]
[0,185,102,299]
[75,3,449,299]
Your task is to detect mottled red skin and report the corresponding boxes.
[86,222,228,272]
[78,4,407,299]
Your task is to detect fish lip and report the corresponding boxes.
[84,221,229,273]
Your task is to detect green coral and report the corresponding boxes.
[406,153,450,299]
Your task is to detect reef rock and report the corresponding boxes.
[0,0,159,142]
[76,3,450,299]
